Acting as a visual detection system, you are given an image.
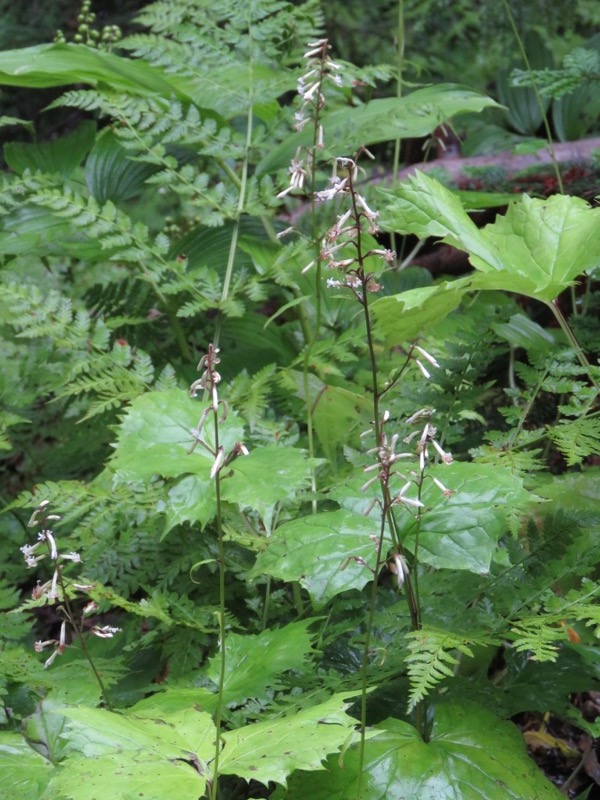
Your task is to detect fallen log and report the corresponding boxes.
[393,136,600,186]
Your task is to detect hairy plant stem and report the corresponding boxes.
[209,409,226,800]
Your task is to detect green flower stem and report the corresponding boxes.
[57,570,113,711]
[547,299,599,388]
[390,0,404,260]
[213,94,254,351]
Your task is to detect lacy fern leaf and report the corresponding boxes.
[405,627,482,711]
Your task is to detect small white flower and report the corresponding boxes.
[60,551,82,563]
[91,625,121,639]
[415,359,431,380]
[432,476,453,496]
[431,439,453,464]
[210,446,226,479]
[413,345,440,369]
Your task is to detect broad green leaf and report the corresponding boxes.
[249,509,386,606]
[0,43,179,96]
[158,474,216,534]
[278,703,563,800]
[130,688,219,718]
[380,173,505,272]
[110,389,245,483]
[23,699,73,766]
[219,693,362,786]
[371,276,474,345]
[313,384,372,462]
[381,171,600,302]
[474,193,600,301]
[205,620,317,704]
[0,732,53,800]
[85,130,158,204]
[258,84,500,175]
[4,120,96,177]
[398,462,535,573]
[221,445,317,529]
[493,312,557,351]
[48,705,214,800]
[55,696,360,793]
[45,755,205,800]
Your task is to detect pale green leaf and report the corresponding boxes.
[110,389,245,482]
[371,276,474,345]
[381,172,600,302]
[222,445,317,527]
[313,384,372,462]
[249,510,386,606]
[380,174,505,272]
[158,474,216,534]
[398,462,536,573]
[45,754,205,800]
[48,706,214,799]
[0,732,53,800]
[205,620,317,704]
[259,85,500,175]
[476,193,600,301]
[219,693,362,786]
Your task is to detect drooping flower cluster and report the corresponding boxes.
[189,345,248,478]
[276,39,341,200]
[360,408,454,517]
[309,155,394,301]
[359,407,453,589]
[21,500,120,668]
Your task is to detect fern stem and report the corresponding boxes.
[213,118,253,351]
[500,0,564,194]
[547,300,599,388]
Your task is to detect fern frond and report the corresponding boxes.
[510,616,566,661]
[405,627,481,711]
[229,364,278,431]
[546,418,600,466]
[511,47,600,99]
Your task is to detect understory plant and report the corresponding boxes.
[0,2,599,800]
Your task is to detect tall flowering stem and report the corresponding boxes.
[189,345,248,800]
[313,155,454,787]
[278,39,342,511]
[21,501,118,709]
